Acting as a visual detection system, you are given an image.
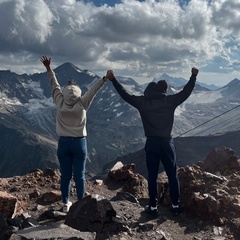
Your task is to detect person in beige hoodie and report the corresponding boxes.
[40,55,107,212]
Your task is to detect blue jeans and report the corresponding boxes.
[57,136,87,203]
[145,137,180,207]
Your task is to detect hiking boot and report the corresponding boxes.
[63,201,72,213]
[171,205,181,216]
[144,206,159,218]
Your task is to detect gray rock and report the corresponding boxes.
[14,222,96,240]
[65,194,116,233]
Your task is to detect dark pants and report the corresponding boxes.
[145,137,180,207]
[57,136,87,203]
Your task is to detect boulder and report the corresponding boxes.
[0,191,22,218]
[202,147,235,174]
[65,194,116,232]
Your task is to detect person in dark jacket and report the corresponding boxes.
[106,67,199,217]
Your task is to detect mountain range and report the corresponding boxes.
[0,63,240,178]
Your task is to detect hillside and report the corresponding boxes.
[102,130,240,178]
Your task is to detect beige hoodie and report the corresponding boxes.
[48,70,106,137]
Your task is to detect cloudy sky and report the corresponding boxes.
[0,0,240,86]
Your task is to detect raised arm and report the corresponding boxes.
[40,55,63,104]
[80,76,107,110]
[106,70,141,108]
[171,67,199,106]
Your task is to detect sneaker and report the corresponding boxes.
[171,204,181,216]
[144,206,159,218]
[63,201,72,213]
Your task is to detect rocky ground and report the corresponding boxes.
[0,146,240,240]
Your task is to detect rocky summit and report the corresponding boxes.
[0,146,240,240]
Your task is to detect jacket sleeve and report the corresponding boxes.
[112,78,141,108]
[171,74,197,106]
[80,78,106,110]
[48,70,63,105]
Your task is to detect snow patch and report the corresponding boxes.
[116,112,123,117]
[175,106,184,116]
[115,103,121,107]
[122,84,141,96]
[186,90,223,104]
[24,98,54,112]
[22,80,44,95]
[0,92,22,106]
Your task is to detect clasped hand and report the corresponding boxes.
[105,70,115,81]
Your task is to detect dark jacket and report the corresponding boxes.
[112,74,197,138]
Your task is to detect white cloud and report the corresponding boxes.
[0,0,239,86]
[212,0,240,34]
[0,0,54,46]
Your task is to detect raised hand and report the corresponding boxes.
[106,70,115,81]
[40,55,51,71]
[191,67,199,76]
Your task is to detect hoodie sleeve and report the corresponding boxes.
[48,70,63,105]
[80,78,106,110]
[170,74,197,106]
[111,78,142,108]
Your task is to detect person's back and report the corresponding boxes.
[138,82,180,138]
[109,71,197,138]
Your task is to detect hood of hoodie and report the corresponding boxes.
[144,82,166,100]
[62,84,82,105]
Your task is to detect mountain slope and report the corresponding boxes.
[0,119,57,177]
[106,130,240,178]
[0,64,240,177]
